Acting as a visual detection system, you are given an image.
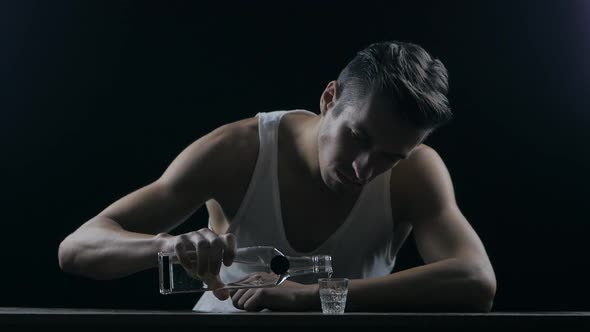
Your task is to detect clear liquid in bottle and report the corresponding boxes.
[158,246,332,295]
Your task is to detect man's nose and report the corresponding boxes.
[352,153,373,184]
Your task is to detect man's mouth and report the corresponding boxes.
[336,170,362,186]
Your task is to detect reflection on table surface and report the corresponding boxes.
[1,307,589,331]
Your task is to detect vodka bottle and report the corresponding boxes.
[158,246,332,295]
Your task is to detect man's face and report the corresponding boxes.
[318,93,431,193]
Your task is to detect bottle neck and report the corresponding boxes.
[285,255,332,277]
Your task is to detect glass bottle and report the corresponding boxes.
[158,246,332,295]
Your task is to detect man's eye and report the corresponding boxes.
[351,129,362,140]
[351,129,370,148]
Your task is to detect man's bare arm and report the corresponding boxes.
[57,121,253,280]
[344,146,496,312]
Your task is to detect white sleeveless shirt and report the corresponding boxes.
[193,110,412,312]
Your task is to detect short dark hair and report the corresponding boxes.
[336,41,452,129]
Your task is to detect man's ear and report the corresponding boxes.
[319,80,339,115]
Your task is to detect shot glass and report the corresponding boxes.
[318,278,349,314]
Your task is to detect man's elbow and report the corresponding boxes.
[480,276,497,312]
[467,269,497,313]
[57,238,77,274]
[58,237,91,277]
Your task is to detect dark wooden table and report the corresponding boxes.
[1,307,589,331]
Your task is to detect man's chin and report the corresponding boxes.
[318,172,341,193]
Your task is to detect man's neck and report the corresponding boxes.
[280,113,326,190]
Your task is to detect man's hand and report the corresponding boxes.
[162,228,237,300]
[229,280,320,312]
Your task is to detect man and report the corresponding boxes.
[58,41,496,312]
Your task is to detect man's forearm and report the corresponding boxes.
[344,258,495,312]
[58,215,170,280]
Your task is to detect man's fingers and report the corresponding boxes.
[199,229,224,276]
[172,229,237,288]
[193,232,210,278]
[213,288,230,301]
[206,275,229,300]
[231,288,248,308]
[221,233,237,266]
[174,236,197,277]
[236,289,256,309]
[243,291,264,311]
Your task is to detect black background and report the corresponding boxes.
[1,0,589,311]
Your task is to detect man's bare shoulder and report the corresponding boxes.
[213,116,260,158]
[196,116,260,180]
[159,116,260,198]
[391,144,449,181]
[390,144,455,221]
